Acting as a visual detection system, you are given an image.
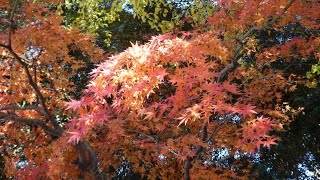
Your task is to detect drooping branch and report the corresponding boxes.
[217,0,296,82]
[0,112,60,137]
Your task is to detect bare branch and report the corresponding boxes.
[0,112,60,137]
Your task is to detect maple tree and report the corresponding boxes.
[0,0,319,179]
[0,0,106,178]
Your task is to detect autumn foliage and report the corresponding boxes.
[0,0,319,179]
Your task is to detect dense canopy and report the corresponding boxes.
[0,0,319,179]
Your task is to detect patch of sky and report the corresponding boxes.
[122,0,134,14]
[116,158,134,178]
[22,46,43,64]
[232,114,241,124]
[16,160,29,169]
[297,151,320,180]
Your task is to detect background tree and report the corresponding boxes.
[62,0,217,43]
[0,0,107,178]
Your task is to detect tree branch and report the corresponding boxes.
[205,114,233,145]
[1,2,106,179]
[125,128,158,143]
[0,104,47,116]
[183,156,192,180]
[0,0,63,132]
[206,122,221,144]
[8,0,19,47]
[217,0,296,82]
[183,121,208,180]
[0,112,60,137]
[183,116,231,180]
[268,0,296,26]
[75,141,108,180]
[5,45,62,131]
[0,43,9,49]
[195,121,208,156]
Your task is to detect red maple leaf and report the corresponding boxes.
[100,86,114,97]
[65,99,81,110]
[222,82,240,94]
[67,131,82,144]
[153,69,169,81]
[263,137,279,149]
[238,105,258,117]
[144,111,155,120]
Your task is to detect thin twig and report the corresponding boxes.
[206,121,221,143]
